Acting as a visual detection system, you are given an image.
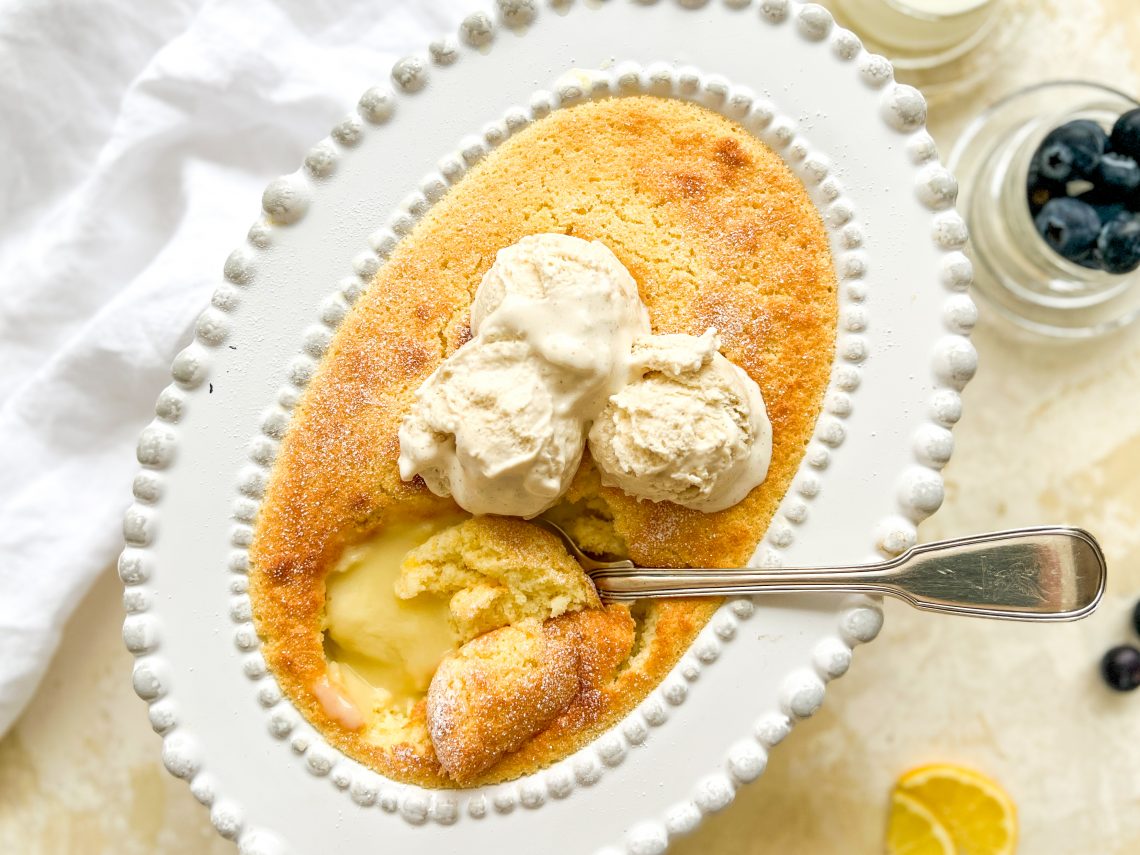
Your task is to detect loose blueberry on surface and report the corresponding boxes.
[1097,215,1140,274]
[1035,197,1103,262]
[1109,108,1140,161]
[1101,645,1140,692]
[1095,152,1140,198]
[1133,599,1140,637]
[1038,120,1108,182]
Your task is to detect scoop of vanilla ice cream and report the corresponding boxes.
[470,234,650,413]
[398,234,649,518]
[587,328,772,512]
[398,341,585,517]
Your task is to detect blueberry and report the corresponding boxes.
[1134,599,1140,636]
[1101,645,1140,692]
[1037,120,1108,182]
[1037,140,1075,183]
[1026,153,1065,215]
[1109,108,1140,161]
[1097,215,1140,274]
[1077,187,1131,225]
[1093,202,1130,226]
[1035,197,1103,262]
[1095,152,1140,199]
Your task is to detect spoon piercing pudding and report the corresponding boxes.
[249,94,838,786]
[395,234,771,784]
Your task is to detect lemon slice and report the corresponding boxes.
[887,790,955,855]
[895,764,1018,855]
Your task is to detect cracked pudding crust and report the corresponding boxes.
[249,95,837,787]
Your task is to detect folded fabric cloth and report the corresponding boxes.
[0,0,482,738]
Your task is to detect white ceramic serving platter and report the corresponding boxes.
[120,2,978,853]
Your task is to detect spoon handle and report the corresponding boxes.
[591,526,1106,621]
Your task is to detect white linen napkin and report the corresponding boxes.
[0,0,483,738]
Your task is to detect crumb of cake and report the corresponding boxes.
[396,516,599,642]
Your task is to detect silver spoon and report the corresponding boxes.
[534,521,1106,621]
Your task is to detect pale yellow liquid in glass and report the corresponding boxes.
[835,0,994,52]
[895,0,990,12]
[323,516,464,711]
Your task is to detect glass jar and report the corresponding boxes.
[949,81,1140,338]
[830,0,1002,69]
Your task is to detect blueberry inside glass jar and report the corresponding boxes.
[1027,112,1140,274]
[950,82,1140,338]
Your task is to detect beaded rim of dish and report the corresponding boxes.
[120,1,976,852]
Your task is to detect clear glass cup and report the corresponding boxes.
[949,81,1140,339]
[830,0,1003,69]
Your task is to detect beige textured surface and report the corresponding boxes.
[3,0,1140,851]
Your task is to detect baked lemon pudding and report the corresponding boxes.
[249,95,838,787]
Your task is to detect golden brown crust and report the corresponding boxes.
[426,605,635,783]
[426,619,578,783]
[249,95,837,787]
